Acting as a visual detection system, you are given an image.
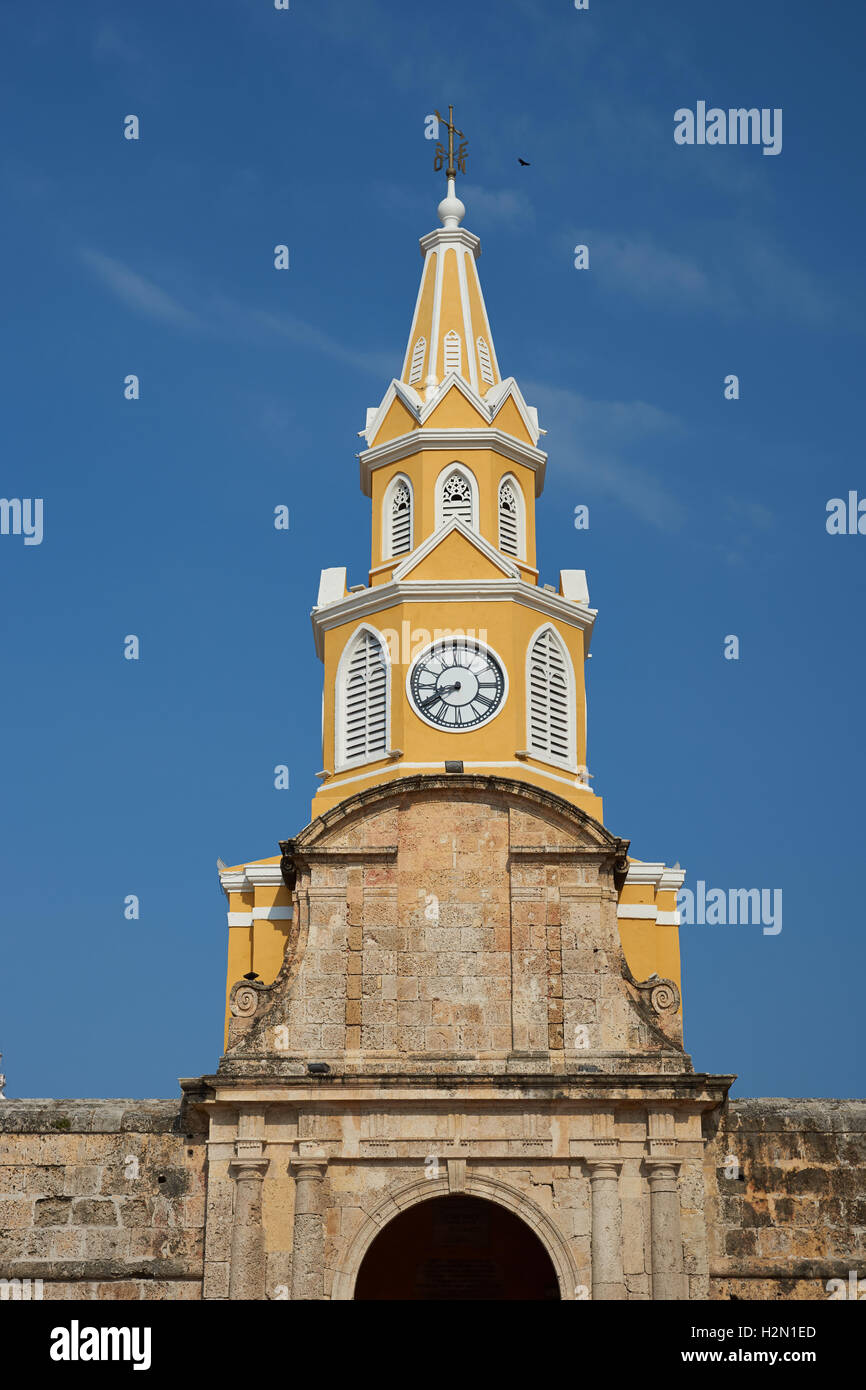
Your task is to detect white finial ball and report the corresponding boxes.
[438,190,465,229]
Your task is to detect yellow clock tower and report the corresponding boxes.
[312,157,600,822]
[196,124,736,1306]
[218,129,685,1057]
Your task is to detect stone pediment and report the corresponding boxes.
[221,776,688,1073]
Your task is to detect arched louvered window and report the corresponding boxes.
[440,467,475,528]
[337,628,388,767]
[443,330,462,375]
[527,627,575,767]
[498,477,523,558]
[384,475,413,558]
[477,335,494,385]
[408,337,426,385]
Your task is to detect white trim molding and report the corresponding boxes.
[227,907,294,927]
[617,861,686,928]
[624,861,687,893]
[359,424,547,497]
[393,516,519,584]
[320,757,596,796]
[219,862,286,897]
[311,577,597,660]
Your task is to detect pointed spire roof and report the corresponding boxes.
[399,169,502,401]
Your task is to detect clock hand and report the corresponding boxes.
[420,682,460,707]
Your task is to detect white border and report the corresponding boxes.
[405,635,510,734]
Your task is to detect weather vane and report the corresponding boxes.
[433,106,468,179]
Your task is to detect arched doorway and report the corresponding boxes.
[354,1194,561,1300]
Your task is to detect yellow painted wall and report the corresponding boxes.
[222,861,294,1045]
[313,595,595,820]
[401,252,437,384]
[368,440,537,576]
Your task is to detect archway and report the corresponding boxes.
[353,1194,561,1301]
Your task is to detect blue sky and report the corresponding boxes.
[1,0,864,1100]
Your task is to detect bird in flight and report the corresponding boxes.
[518,158,531,166]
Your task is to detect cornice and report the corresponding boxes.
[310,578,597,659]
[186,1070,736,1104]
[623,862,687,894]
[359,427,547,496]
[219,863,287,897]
[419,226,481,258]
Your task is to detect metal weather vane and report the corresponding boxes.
[433,105,468,179]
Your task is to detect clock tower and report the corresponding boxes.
[204,125,732,1304]
[311,159,600,820]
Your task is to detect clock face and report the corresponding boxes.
[408,639,506,730]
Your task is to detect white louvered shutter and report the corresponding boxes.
[528,629,572,763]
[443,330,462,375]
[499,480,519,556]
[441,470,473,527]
[408,337,426,384]
[342,631,387,762]
[477,336,494,385]
[390,479,412,556]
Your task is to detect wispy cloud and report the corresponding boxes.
[79,249,199,328]
[92,22,144,66]
[458,184,534,229]
[78,249,395,378]
[590,233,714,307]
[376,179,533,233]
[215,301,396,379]
[738,238,851,330]
[573,227,857,329]
[525,380,687,529]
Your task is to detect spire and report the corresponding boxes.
[400,106,501,400]
[435,104,466,229]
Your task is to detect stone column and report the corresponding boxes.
[290,1154,327,1300]
[647,1160,685,1300]
[587,1159,625,1300]
[228,1160,268,1300]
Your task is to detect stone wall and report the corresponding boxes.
[0,1100,206,1300]
[704,1099,866,1300]
[2,1095,863,1299]
[227,777,683,1068]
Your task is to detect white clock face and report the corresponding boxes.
[408,639,506,730]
